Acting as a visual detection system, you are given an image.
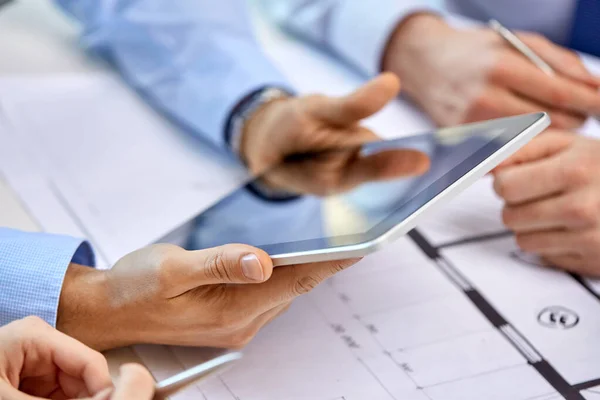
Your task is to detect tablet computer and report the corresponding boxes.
[191,113,549,266]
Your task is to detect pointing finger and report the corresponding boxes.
[307,73,400,126]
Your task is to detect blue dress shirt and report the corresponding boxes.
[56,0,289,149]
[0,0,294,329]
[259,0,591,78]
[0,228,94,327]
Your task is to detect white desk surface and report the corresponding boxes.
[0,0,154,377]
[4,0,599,390]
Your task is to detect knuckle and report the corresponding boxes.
[91,350,109,368]
[581,231,600,249]
[328,261,349,275]
[554,113,585,130]
[549,87,570,108]
[565,201,597,225]
[489,58,509,80]
[293,276,321,296]
[204,250,233,282]
[501,207,515,228]
[588,231,600,248]
[493,176,511,199]
[515,235,535,252]
[471,92,496,113]
[562,163,593,186]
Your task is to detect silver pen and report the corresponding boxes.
[489,19,600,123]
[153,352,243,400]
[488,19,555,77]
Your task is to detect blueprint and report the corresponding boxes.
[130,175,600,400]
[2,4,600,398]
[129,22,600,400]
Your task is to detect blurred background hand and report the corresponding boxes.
[493,130,600,276]
[255,141,430,196]
[241,73,430,193]
[383,13,600,129]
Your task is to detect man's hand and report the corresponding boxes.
[383,13,600,129]
[58,244,360,351]
[240,73,430,193]
[84,364,155,400]
[0,317,112,399]
[493,130,600,276]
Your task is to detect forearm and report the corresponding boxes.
[260,0,440,76]
[55,0,290,150]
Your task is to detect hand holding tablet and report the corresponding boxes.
[190,113,550,265]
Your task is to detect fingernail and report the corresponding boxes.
[241,254,265,282]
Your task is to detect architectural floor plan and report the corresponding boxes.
[134,177,600,400]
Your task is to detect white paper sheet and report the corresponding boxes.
[0,75,249,267]
[129,45,600,400]
[134,231,600,400]
[2,8,600,400]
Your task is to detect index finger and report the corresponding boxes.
[232,259,360,313]
[494,52,600,115]
[520,34,600,88]
[494,155,567,204]
[493,130,573,171]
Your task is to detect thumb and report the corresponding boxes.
[493,130,574,172]
[111,364,154,400]
[176,244,274,291]
[307,72,400,126]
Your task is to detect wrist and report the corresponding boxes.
[57,264,128,351]
[227,87,292,170]
[240,95,291,174]
[382,12,448,73]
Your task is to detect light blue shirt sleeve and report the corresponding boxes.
[259,0,441,76]
[0,228,94,328]
[55,0,290,150]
